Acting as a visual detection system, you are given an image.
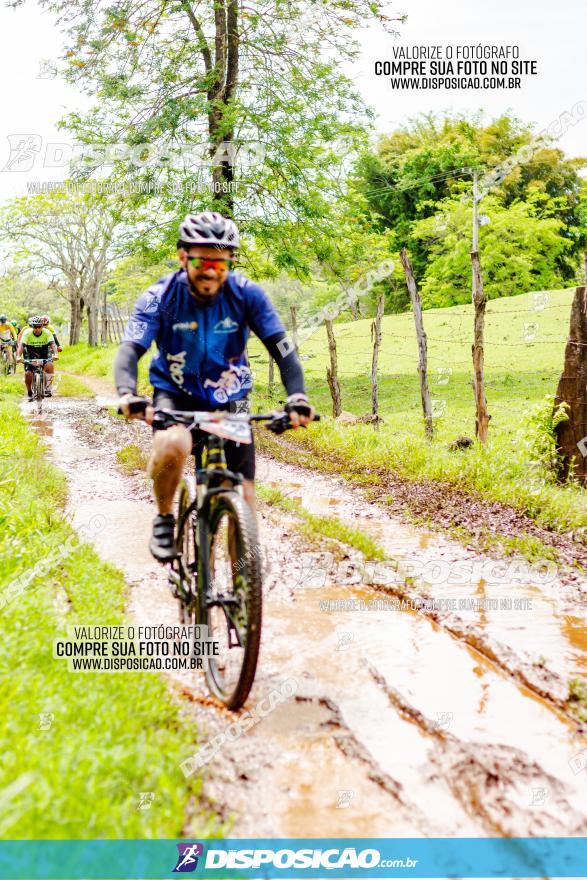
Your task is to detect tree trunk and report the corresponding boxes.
[471,250,490,443]
[69,295,82,345]
[87,302,98,347]
[211,133,235,214]
[325,319,342,418]
[400,248,433,438]
[554,285,587,484]
[205,0,239,215]
[371,294,385,428]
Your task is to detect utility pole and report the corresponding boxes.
[472,169,479,301]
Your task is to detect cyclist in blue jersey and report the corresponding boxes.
[115,211,315,562]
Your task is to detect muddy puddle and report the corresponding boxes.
[22,397,587,839]
[259,456,587,688]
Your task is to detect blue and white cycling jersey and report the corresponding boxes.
[123,269,285,407]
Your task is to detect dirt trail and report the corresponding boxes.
[24,395,587,839]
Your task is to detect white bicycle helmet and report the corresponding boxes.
[179,211,240,249]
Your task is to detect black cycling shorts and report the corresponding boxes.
[23,346,52,371]
[152,388,255,481]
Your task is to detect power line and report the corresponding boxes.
[362,166,474,198]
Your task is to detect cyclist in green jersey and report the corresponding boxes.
[17,316,58,400]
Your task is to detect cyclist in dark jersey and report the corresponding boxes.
[115,211,315,562]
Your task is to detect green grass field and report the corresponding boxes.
[0,380,219,838]
[58,287,587,535]
[251,287,575,438]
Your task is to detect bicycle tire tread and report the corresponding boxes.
[207,491,262,710]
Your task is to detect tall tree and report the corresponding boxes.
[15,0,405,267]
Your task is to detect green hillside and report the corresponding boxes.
[250,286,575,442]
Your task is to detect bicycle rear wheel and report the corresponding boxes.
[33,369,44,412]
[200,491,262,710]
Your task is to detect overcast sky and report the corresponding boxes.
[0,0,585,202]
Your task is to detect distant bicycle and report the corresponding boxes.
[1,340,16,375]
[119,400,320,710]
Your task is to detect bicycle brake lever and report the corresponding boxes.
[266,412,321,434]
[117,396,151,417]
[266,413,291,435]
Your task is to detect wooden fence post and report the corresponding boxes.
[400,248,433,437]
[371,294,385,427]
[100,290,108,345]
[268,356,275,397]
[109,303,126,344]
[289,306,299,354]
[325,319,342,418]
[554,282,587,484]
[471,250,490,443]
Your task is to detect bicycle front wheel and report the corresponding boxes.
[174,476,198,623]
[200,491,262,710]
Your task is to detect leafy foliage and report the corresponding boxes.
[523,395,570,480]
[412,196,569,307]
[20,0,405,272]
[356,113,587,308]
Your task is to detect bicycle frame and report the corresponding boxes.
[173,429,245,635]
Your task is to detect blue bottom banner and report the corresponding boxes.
[0,837,585,879]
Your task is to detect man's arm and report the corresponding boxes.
[115,282,164,399]
[262,331,314,427]
[114,341,147,395]
[16,331,25,359]
[262,332,306,398]
[244,283,308,402]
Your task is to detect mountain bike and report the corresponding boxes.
[122,402,319,710]
[28,358,51,412]
[1,341,16,375]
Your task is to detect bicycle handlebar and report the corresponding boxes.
[117,398,320,434]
